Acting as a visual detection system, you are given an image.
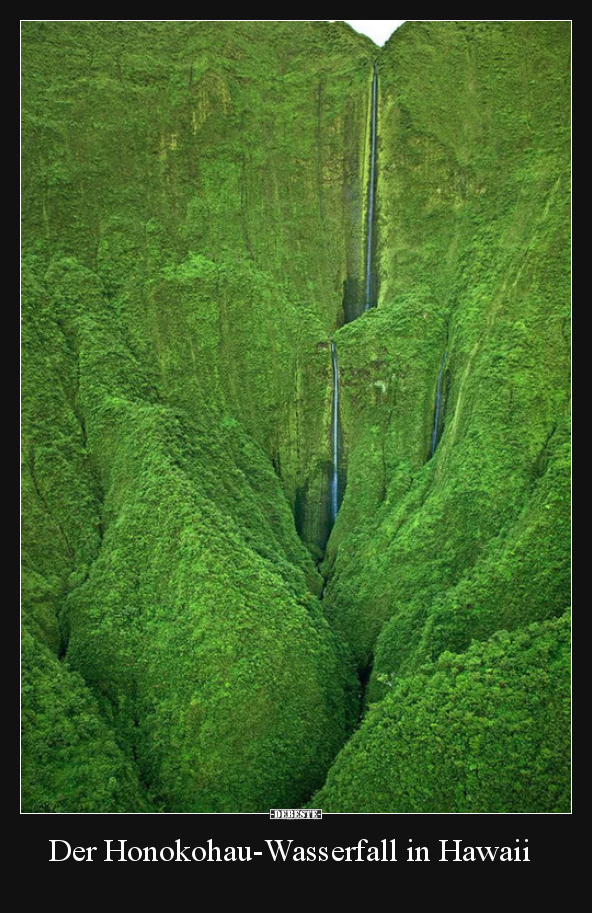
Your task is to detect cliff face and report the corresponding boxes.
[21,20,570,812]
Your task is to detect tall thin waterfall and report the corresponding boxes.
[325,64,377,539]
[330,341,340,524]
[429,352,447,458]
[364,62,378,311]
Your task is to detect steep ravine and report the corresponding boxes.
[22,21,570,813]
[319,58,380,723]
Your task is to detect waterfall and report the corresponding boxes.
[330,341,340,524]
[364,62,378,311]
[429,352,446,458]
[326,64,377,539]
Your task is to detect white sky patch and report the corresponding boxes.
[343,20,406,45]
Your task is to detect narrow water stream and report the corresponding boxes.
[364,62,378,312]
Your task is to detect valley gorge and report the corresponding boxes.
[21,20,570,813]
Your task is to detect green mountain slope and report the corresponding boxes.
[314,614,570,813]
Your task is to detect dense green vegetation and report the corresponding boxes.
[22,20,570,813]
[314,614,570,812]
